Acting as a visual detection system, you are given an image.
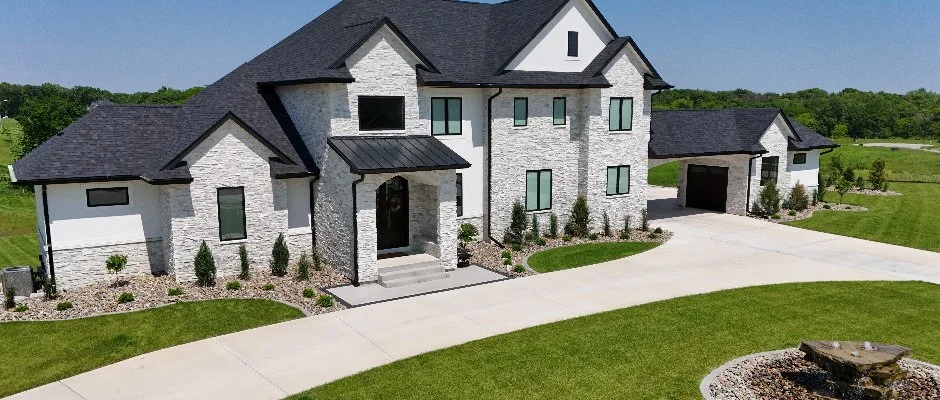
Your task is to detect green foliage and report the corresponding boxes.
[194,241,216,287]
[270,233,289,277]
[654,227,664,234]
[303,288,315,299]
[823,204,832,210]
[787,183,810,211]
[315,295,334,308]
[527,242,661,273]
[771,214,781,220]
[529,214,539,240]
[4,288,14,309]
[602,211,611,236]
[14,305,28,312]
[641,209,649,232]
[619,230,630,240]
[457,223,479,246]
[43,278,58,301]
[535,237,547,246]
[788,210,797,216]
[562,235,571,242]
[503,201,528,245]
[16,96,86,157]
[548,213,558,238]
[167,288,183,296]
[263,283,275,291]
[500,250,512,259]
[117,292,134,304]
[513,264,526,273]
[869,158,888,191]
[588,233,599,241]
[226,281,241,291]
[623,214,631,233]
[752,180,782,217]
[503,258,512,266]
[238,245,250,280]
[566,195,591,237]
[835,179,853,204]
[817,172,828,202]
[311,248,323,271]
[297,252,311,281]
[854,176,866,190]
[105,254,128,275]
[511,243,523,252]
[56,302,72,311]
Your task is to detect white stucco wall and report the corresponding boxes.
[45,180,162,249]
[788,149,821,190]
[505,0,614,72]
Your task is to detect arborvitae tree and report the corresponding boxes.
[567,195,591,237]
[640,208,650,232]
[503,200,528,245]
[787,183,810,211]
[238,244,250,280]
[752,180,781,216]
[548,213,558,238]
[194,241,216,287]
[296,252,311,281]
[602,211,611,236]
[530,214,539,240]
[869,158,888,191]
[270,233,289,277]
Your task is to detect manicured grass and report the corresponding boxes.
[648,161,679,187]
[824,141,940,184]
[0,299,304,397]
[527,242,660,273]
[286,281,940,400]
[833,137,938,146]
[787,182,940,252]
[0,233,39,268]
[0,118,38,269]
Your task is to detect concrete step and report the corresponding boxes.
[378,261,444,281]
[378,270,450,288]
[378,254,439,273]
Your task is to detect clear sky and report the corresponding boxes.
[1,0,937,94]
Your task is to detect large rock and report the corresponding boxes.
[800,340,912,399]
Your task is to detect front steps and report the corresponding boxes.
[376,254,448,288]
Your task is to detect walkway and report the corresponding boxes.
[9,187,939,400]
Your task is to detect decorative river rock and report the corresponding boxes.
[799,340,913,399]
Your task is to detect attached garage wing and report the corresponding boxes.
[686,164,729,213]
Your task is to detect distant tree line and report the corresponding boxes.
[0,82,203,157]
[652,88,940,140]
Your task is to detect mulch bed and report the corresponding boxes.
[753,202,868,223]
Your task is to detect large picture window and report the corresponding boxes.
[218,187,247,241]
[431,97,462,135]
[86,187,129,207]
[553,97,567,126]
[606,166,631,195]
[609,97,633,131]
[760,157,779,186]
[456,173,463,217]
[514,98,528,127]
[525,170,552,211]
[358,96,405,131]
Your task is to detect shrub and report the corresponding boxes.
[262,283,275,291]
[297,252,311,281]
[835,179,853,204]
[623,214,631,233]
[869,158,888,191]
[311,248,323,271]
[106,254,128,275]
[811,189,819,206]
[880,181,889,192]
[503,200,528,245]
[270,233,290,277]
[14,305,28,313]
[842,166,856,183]
[238,245,250,280]
[530,214,540,240]
[566,195,591,237]
[167,287,183,296]
[588,233,599,241]
[548,213,558,238]
[535,237,547,246]
[117,292,134,304]
[5,288,15,310]
[817,173,828,201]
[316,295,334,308]
[503,258,512,266]
[226,281,241,291]
[500,250,512,259]
[602,211,611,236]
[511,243,523,252]
[854,176,866,190]
[303,288,315,298]
[641,208,649,232]
[771,214,781,220]
[787,183,810,212]
[43,276,59,300]
[562,235,572,242]
[752,180,781,217]
[194,241,216,287]
[619,231,630,240]
[654,227,664,234]
[56,302,73,311]
[788,210,797,216]
[458,223,479,247]
[823,204,832,210]
[513,264,526,273]
[647,233,659,240]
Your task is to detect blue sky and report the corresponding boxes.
[1,0,937,94]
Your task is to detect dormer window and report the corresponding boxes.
[567,31,579,57]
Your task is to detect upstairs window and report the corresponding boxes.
[793,153,807,165]
[609,97,633,131]
[359,96,405,131]
[553,97,567,126]
[525,170,552,211]
[86,187,129,207]
[514,98,528,127]
[456,173,463,217]
[606,166,631,196]
[431,97,462,135]
[218,187,247,241]
[760,157,779,186]
[567,31,579,57]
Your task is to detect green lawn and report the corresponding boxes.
[834,137,938,146]
[527,242,660,273]
[0,299,304,397]
[787,182,940,252]
[0,118,38,269]
[287,281,940,400]
[825,141,940,184]
[648,161,679,187]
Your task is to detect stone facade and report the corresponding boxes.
[677,155,753,215]
[53,239,163,289]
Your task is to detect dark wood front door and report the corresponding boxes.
[376,177,409,250]
[686,164,729,212]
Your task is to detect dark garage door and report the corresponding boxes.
[686,164,729,212]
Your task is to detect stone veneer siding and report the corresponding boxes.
[677,154,753,215]
[53,239,164,289]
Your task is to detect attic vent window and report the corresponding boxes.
[567,31,579,57]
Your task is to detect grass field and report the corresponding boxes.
[0,118,38,269]
[826,140,940,184]
[286,281,940,400]
[648,161,679,187]
[527,242,660,273]
[0,299,304,397]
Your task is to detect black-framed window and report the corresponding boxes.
[525,170,552,211]
[514,98,528,127]
[793,153,807,165]
[218,187,247,241]
[456,173,463,217]
[609,97,633,131]
[86,187,129,207]
[760,157,779,186]
[431,97,462,135]
[553,97,566,126]
[606,166,631,195]
[567,31,579,57]
[358,96,405,131]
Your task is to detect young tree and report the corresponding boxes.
[869,158,888,192]
[503,200,528,245]
[787,183,810,211]
[105,254,128,286]
[530,214,539,240]
[15,96,86,157]
[602,211,611,236]
[270,233,289,277]
[458,223,479,248]
[238,245,250,280]
[566,195,591,237]
[640,208,650,232]
[194,241,216,287]
[296,252,311,281]
[752,180,781,217]
[548,213,558,239]
[835,179,853,205]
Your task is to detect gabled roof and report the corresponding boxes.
[328,136,470,174]
[649,108,836,159]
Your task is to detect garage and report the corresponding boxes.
[685,164,728,212]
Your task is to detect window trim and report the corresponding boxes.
[217,186,248,242]
[513,97,528,127]
[609,97,634,132]
[793,153,807,165]
[525,169,552,212]
[357,95,406,132]
[431,97,462,136]
[567,31,579,57]
[606,165,631,196]
[760,156,780,186]
[553,97,567,126]
[456,173,463,217]
[86,187,130,208]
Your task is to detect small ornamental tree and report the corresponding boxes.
[835,179,853,204]
[566,194,591,237]
[296,252,311,281]
[458,223,479,249]
[270,233,289,277]
[787,183,810,211]
[854,176,866,190]
[548,213,558,238]
[238,244,250,280]
[752,180,781,217]
[640,208,650,232]
[194,241,216,287]
[106,254,128,286]
[827,154,846,184]
[530,214,540,240]
[503,200,528,245]
[602,211,611,236]
[869,158,887,191]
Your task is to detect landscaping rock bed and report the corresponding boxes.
[0,268,349,322]
[849,188,902,197]
[705,349,940,399]
[753,202,868,223]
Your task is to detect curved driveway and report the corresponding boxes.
[9,187,939,400]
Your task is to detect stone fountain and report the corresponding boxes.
[799,340,913,399]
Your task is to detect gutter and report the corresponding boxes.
[745,154,763,216]
[41,185,56,286]
[486,88,504,247]
[350,174,365,287]
[309,176,320,250]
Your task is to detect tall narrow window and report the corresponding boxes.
[86,187,129,207]
[760,157,779,186]
[525,170,552,211]
[553,97,567,126]
[358,96,405,131]
[567,31,579,57]
[514,98,528,127]
[609,97,633,131]
[606,166,631,195]
[218,187,247,241]
[793,153,807,165]
[456,173,463,217]
[431,97,462,135]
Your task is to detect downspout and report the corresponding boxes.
[41,185,55,285]
[486,88,504,246]
[745,154,762,216]
[350,174,365,287]
[309,177,319,249]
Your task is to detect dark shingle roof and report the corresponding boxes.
[649,108,835,159]
[788,119,838,151]
[328,136,470,174]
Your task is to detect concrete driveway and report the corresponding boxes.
[9,187,939,400]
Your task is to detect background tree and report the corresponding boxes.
[15,96,86,156]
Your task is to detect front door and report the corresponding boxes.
[376,176,409,250]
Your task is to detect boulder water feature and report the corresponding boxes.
[799,341,913,399]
